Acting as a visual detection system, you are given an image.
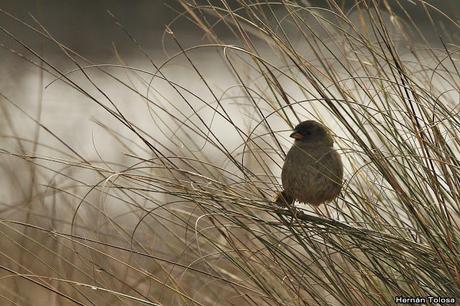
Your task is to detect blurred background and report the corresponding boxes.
[0,1,459,305]
[0,0,459,57]
[1,0,459,144]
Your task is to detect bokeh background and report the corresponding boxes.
[1,1,460,305]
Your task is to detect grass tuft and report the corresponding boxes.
[0,0,459,305]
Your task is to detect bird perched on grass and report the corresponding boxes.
[276,120,343,207]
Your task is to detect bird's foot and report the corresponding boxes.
[275,190,294,207]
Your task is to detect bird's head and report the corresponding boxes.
[290,120,334,146]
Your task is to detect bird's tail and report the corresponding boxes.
[275,190,294,206]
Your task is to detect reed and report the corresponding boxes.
[0,0,459,305]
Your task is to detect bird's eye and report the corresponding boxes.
[304,130,311,136]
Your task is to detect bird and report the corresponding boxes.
[276,120,343,207]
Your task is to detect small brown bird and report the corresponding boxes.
[276,120,343,207]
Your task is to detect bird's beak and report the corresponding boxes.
[290,131,303,140]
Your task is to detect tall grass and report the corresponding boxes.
[0,0,459,305]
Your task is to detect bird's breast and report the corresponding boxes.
[281,143,343,205]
